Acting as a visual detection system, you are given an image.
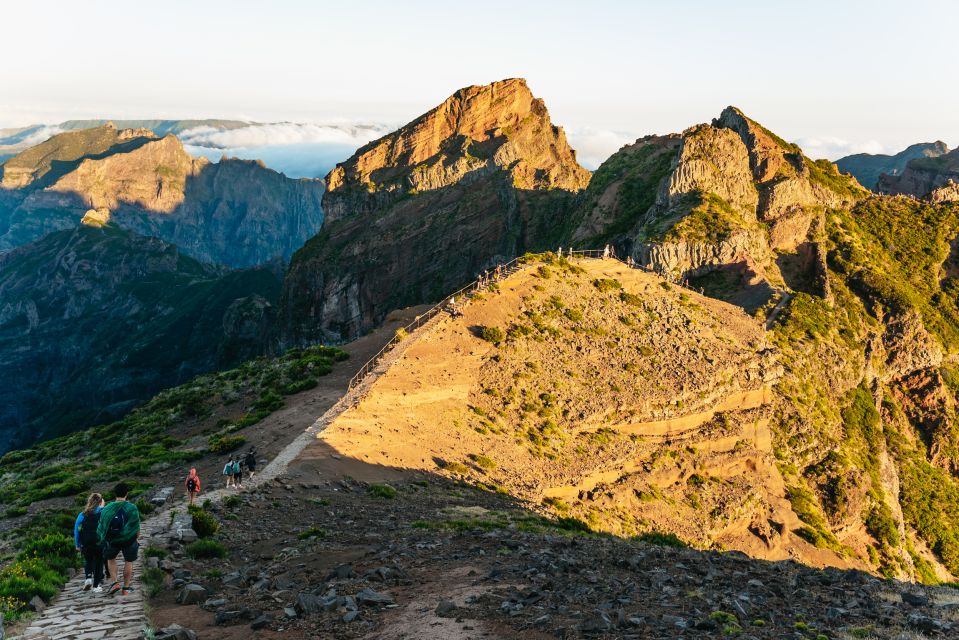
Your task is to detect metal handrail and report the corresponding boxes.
[343,247,694,391]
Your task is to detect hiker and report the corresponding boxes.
[603,244,610,259]
[244,448,258,480]
[444,296,463,318]
[74,493,105,592]
[97,482,141,597]
[223,457,235,489]
[232,457,243,489]
[184,468,201,505]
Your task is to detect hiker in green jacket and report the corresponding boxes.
[97,482,141,597]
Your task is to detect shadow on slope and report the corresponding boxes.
[146,437,959,639]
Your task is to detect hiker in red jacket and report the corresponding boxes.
[184,468,201,505]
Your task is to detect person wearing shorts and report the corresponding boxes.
[97,482,141,597]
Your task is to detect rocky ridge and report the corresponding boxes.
[0,124,325,267]
[280,78,590,345]
[571,107,866,301]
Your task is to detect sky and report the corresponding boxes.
[1,0,957,169]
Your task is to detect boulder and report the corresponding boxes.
[356,588,395,606]
[151,486,175,506]
[294,592,322,616]
[28,595,45,613]
[154,624,198,640]
[177,584,209,606]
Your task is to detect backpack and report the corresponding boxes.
[223,463,232,476]
[106,503,128,541]
[245,452,255,467]
[79,511,100,548]
[187,477,197,492]
[232,461,241,474]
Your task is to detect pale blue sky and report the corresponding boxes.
[2,0,956,163]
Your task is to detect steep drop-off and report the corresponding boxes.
[0,224,280,452]
[280,78,590,344]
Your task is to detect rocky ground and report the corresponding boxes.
[147,459,959,640]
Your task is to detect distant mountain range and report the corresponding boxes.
[0,123,325,267]
[0,118,390,179]
[836,142,950,190]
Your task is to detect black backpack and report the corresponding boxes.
[107,503,128,541]
[245,452,255,467]
[187,477,197,492]
[79,511,100,548]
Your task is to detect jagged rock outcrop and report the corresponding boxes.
[570,106,866,294]
[882,312,944,381]
[280,78,590,344]
[0,225,280,452]
[879,148,959,201]
[0,125,325,267]
[837,142,949,190]
[323,78,589,222]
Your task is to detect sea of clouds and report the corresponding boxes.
[179,122,393,179]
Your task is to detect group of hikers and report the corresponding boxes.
[223,447,258,490]
[73,448,261,596]
[73,482,141,596]
[182,447,259,505]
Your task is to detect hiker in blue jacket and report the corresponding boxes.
[74,493,105,592]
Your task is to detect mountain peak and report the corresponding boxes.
[323,78,589,221]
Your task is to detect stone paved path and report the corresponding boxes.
[11,308,446,640]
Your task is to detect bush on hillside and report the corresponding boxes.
[186,539,228,559]
[188,505,220,538]
[480,326,505,344]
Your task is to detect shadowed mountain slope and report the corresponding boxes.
[279,78,590,345]
[0,124,325,267]
[0,224,280,453]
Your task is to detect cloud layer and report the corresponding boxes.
[179,122,392,178]
[567,127,640,170]
[792,136,887,160]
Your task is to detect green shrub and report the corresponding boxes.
[297,526,327,539]
[208,434,246,454]
[469,454,497,469]
[188,505,220,538]
[368,484,397,499]
[480,326,505,344]
[143,546,167,559]
[223,495,241,508]
[593,278,621,293]
[142,567,165,597]
[636,531,686,547]
[442,461,469,474]
[619,291,642,306]
[555,516,591,532]
[281,377,318,395]
[185,539,228,559]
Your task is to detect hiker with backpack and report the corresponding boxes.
[223,457,235,489]
[74,493,105,592]
[184,468,201,505]
[232,456,243,489]
[244,448,257,480]
[97,482,141,597]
